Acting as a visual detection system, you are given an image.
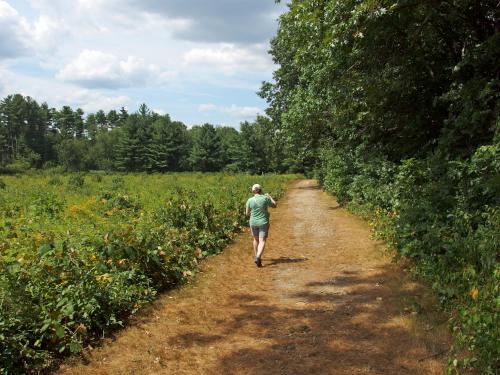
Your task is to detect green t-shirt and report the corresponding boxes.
[246,194,273,226]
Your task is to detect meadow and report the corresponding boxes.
[0,172,296,373]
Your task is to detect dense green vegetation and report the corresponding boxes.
[262,0,499,373]
[1,1,498,373]
[0,99,288,174]
[0,173,295,373]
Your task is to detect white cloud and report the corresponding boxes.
[198,103,261,120]
[56,49,172,89]
[31,15,64,49]
[198,103,216,112]
[120,0,285,44]
[153,108,166,115]
[221,104,261,118]
[184,44,272,75]
[66,89,132,112]
[26,0,286,44]
[0,0,31,59]
[0,66,131,112]
[1,1,283,126]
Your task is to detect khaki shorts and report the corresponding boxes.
[251,224,269,239]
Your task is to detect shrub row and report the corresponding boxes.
[317,145,499,374]
[0,173,294,374]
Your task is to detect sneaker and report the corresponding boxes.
[255,257,262,267]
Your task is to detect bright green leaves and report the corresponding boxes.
[0,173,295,373]
[265,0,499,372]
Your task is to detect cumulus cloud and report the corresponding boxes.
[1,1,283,126]
[0,0,31,59]
[122,0,285,44]
[27,0,285,44]
[198,103,261,120]
[221,104,262,118]
[184,44,271,75]
[31,14,65,50]
[56,49,172,89]
[65,89,132,113]
[0,66,132,112]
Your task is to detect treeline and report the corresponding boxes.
[0,95,289,173]
[263,0,498,373]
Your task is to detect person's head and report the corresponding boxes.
[251,183,262,194]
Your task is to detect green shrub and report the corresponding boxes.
[0,173,295,373]
[48,176,62,186]
[318,144,499,373]
[111,176,125,190]
[91,174,103,183]
[29,191,64,219]
[67,174,85,188]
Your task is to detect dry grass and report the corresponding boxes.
[57,180,451,375]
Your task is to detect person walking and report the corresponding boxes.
[245,183,277,267]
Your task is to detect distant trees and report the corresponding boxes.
[189,124,222,172]
[0,94,54,168]
[0,96,286,173]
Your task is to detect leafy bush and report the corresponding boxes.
[91,174,103,183]
[28,192,64,219]
[0,173,295,373]
[67,174,85,188]
[318,145,499,373]
[48,176,62,186]
[111,176,125,190]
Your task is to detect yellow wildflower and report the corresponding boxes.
[469,287,478,299]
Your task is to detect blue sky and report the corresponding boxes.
[0,0,286,127]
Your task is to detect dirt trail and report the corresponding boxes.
[58,180,450,375]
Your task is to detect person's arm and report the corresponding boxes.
[265,193,277,208]
[245,199,251,217]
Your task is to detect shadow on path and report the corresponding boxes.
[295,184,320,191]
[264,257,308,267]
[167,264,448,375]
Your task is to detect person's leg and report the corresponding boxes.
[252,236,259,257]
[256,237,266,259]
[251,226,260,260]
[255,224,269,265]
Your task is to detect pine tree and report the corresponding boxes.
[149,117,189,172]
[188,124,222,172]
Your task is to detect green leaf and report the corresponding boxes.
[69,341,83,353]
[55,324,65,338]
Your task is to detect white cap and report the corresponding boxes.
[251,184,261,193]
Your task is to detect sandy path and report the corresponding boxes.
[58,180,450,375]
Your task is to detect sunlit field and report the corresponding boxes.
[0,172,296,372]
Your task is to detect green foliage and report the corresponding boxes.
[0,99,288,174]
[318,145,499,373]
[48,176,62,186]
[188,124,223,172]
[67,174,85,189]
[111,176,125,190]
[0,172,295,373]
[56,139,91,171]
[91,173,103,183]
[264,0,499,372]
[28,191,64,219]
